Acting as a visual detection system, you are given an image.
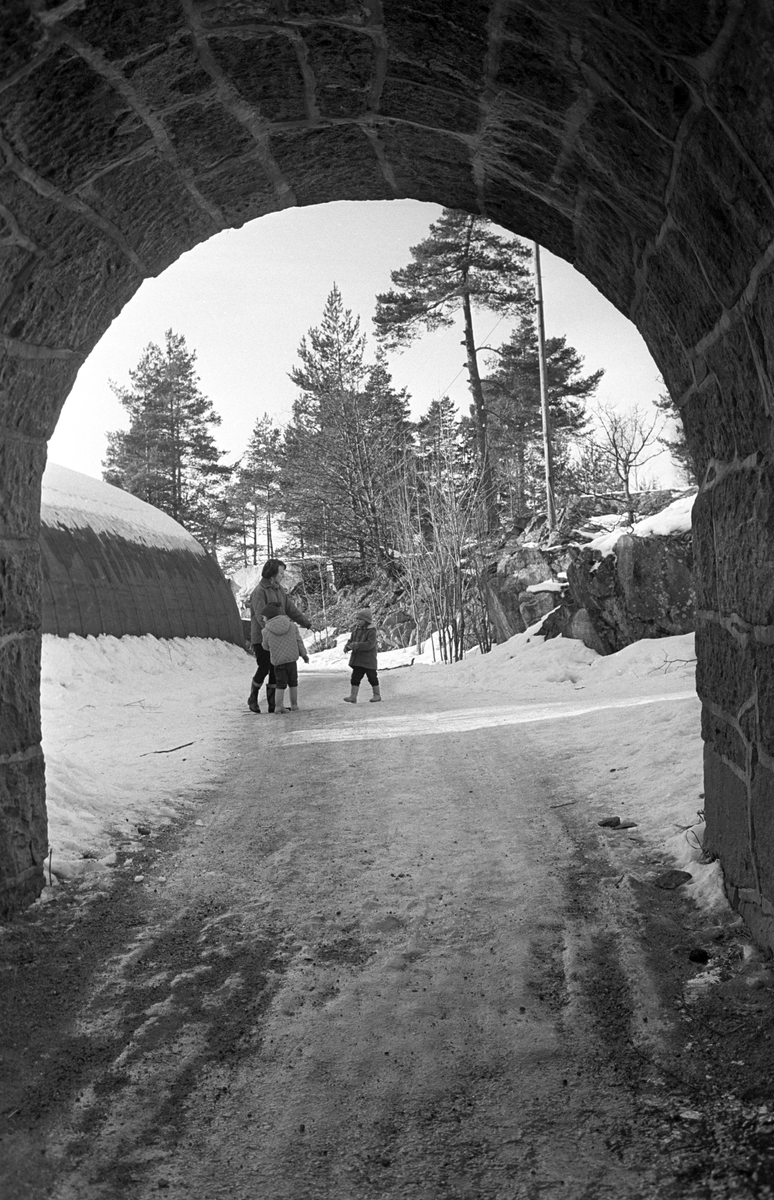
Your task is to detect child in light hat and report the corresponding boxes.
[343,608,381,704]
[261,602,309,714]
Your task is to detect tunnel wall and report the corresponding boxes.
[40,466,244,644]
[40,524,244,641]
[2,0,774,930]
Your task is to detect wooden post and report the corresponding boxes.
[533,242,557,530]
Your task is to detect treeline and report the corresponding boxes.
[104,210,691,609]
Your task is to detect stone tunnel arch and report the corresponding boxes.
[1,1,773,940]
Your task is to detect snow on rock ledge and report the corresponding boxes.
[565,491,697,654]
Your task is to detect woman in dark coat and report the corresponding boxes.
[247,558,312,713]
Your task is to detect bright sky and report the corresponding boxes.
[48,199,678,484]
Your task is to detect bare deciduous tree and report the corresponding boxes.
[386,427,492,663]
[594,403,666,521]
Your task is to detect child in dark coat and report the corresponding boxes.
[343,608,381,704]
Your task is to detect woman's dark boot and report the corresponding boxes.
[247,685,260,714]
[266,684,276,714]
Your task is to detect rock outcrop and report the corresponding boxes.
[485,544,561,641]
[566,529,695,653]
[484,491,697,654]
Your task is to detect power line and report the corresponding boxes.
[434,312,508,405]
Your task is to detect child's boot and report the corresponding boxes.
[343,685,359,704]
[370,686,382,703]
[274,687,287,714]
[247,684,260,713]
[289,686,299,711]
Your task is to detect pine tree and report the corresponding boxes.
[373,209,533,526]
[283,286,411,566]
[103,330,224,544]
[218,414,282,571]
[482,316,602,513]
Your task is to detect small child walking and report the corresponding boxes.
[261,603,309,714]
[343,608,381,704]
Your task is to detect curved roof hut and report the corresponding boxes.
[40,464,244,644]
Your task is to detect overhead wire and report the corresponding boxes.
[431,311,509,405]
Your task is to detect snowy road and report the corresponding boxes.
[9,670,718,1199]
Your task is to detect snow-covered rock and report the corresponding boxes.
[566,493,696,653]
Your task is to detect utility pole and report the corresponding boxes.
[533,242,556,531]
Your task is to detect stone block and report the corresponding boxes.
[210,34,306,119]
[635,296,694,404]
[0,542,41,637]
[381,76,480,134]
[3,222,143,353]
[0,438,45,539]
[63,0,186,63]
[196,159,280,233]
[378,124,479,209]
[496,33,577,115]
[483,185,576,264]
[304,25,375,119]
[165,101,254,172]
[0,751,46,917]
[581,29,689,140]
[88,154,217,278]
[645,229,724,348]
[383,0,489,86]
[271,125,394,205]
[579,96,672,234]
[573,191,638,315]
[747,268,774,391]
[0,164,79,249]
[0,633,41,757]
[712,13,774,227]
[681,381,738,473]
[693,465,774,624]
[751,759,774,912]
[701,321,774,461]
[124,41,211,109]
[0,47,148,192]
[701,705,748,774]
[703,741,755,890]
[0,353,81,439]
[695,621,754,715]
[615,3,726,55]
[755,644,774,758]
[671,110,774,307]
[0,5,39,79]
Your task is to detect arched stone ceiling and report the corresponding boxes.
[0,0,763,461]
[3,0,774,936]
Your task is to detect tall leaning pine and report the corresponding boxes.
[373,209,533,530]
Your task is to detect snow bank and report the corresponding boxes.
[42,633,249,880]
